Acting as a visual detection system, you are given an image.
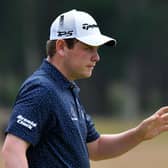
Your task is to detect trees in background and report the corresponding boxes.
[1,0,168,118]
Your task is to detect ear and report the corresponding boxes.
[56,40,66,56]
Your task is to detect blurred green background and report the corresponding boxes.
[1,0,168,167]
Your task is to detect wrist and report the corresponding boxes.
[132,124,145,143]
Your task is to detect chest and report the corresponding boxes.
[49,89,88,142]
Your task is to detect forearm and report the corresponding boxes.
[2,134,29,168]
[89,106,168,161]
[2,149,28,168]
[91,127,143,160]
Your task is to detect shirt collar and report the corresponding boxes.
[39,59,76,90]
[71,81,80,96]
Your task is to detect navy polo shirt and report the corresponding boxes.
[6,59,100,168]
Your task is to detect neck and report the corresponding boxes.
[46,56,74,81]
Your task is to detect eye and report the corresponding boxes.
[83,45,92,50]
[84,46,98,52]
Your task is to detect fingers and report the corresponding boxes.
[140,106,168,140]
[156,106,168,116]
[159,125,168,133]
[160,113,168,124]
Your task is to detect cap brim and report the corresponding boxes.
[76,34,116,47]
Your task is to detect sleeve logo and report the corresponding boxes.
[16,115,37,130]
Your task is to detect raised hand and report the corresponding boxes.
[137,106,168,141]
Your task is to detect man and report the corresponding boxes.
[2,9,168,168]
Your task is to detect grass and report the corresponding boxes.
[91,117,168,168]
[0,117,168,168]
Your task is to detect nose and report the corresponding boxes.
[91,51,100,62]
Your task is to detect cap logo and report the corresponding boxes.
[59,15,64,26]
[82,23,98,30]
[57,30,74,37]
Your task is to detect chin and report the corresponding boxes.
[77,73,92,80]
[74,70,93,80]
[84,73,92,78]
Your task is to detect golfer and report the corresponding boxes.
[2,9,168,168]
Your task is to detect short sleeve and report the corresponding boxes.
[85,113,100,143]
[6,84,52,146]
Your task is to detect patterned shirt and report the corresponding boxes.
[6,59,100,168]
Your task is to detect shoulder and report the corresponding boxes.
[15,73,55,107]
[20,71,55,95]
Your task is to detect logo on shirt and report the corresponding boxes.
[16,115,37,130]
[70,107,78,121]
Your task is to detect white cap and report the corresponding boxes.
[49,9,117,47]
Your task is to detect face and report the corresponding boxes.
[62,40,100,80]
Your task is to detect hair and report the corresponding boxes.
[46,38,78,57]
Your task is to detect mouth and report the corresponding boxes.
[87,65,95,70]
